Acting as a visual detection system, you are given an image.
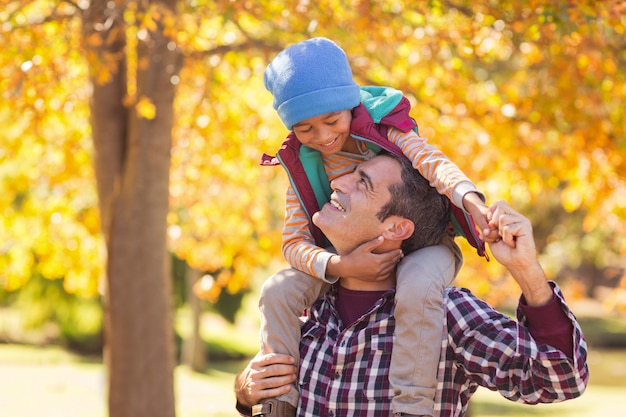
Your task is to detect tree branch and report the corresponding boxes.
[187,38,285,60]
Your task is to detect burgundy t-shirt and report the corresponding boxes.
[336,285,388,328]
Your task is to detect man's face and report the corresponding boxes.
[312,155,401,254]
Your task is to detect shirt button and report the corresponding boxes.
[334,372,340,379]
[329,412,334,417]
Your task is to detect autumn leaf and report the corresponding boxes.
[135,96,156,119]
[1,0,624,310]
[85,32,103,47]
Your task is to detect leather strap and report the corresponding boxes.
[252,399,296,417]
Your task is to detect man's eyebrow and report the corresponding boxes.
[356,167,374,191]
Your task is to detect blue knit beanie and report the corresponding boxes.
[264,37,361,130]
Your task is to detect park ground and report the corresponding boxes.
[1,297,625,417]
[0,343,625,417]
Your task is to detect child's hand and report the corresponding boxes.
[332,236,403,282]
[463,192,500,244]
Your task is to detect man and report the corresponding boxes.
[235,153,589,417]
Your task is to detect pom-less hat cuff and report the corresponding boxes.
[277,84,361,130]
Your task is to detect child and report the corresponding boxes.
[255,37,495,417]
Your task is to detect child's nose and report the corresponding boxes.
[319,126,333,141]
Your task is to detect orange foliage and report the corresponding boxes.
[1,0,624,308]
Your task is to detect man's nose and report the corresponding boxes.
[330,174,352,192]
[330,176,343,192]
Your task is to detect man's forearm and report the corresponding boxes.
[508,260,553,307]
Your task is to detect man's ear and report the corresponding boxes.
[381,217,414,241]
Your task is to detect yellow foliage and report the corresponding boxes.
[1,0,625,305]
[95,64,113,85]
[603,288,626,313]
[135,96,156,119]
[561,187,583,213]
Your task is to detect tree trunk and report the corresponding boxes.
[182,265,207,372]
[83,2,181,416]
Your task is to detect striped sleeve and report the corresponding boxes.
[281,186,335,281]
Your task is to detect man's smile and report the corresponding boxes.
[329,196,346,212]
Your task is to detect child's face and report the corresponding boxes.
[292,110,352,155]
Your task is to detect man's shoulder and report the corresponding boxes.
[444,286,474,301]
[444,286,494,307]
[443,286,500,323]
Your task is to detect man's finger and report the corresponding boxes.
[257,353,295,365]
[260,384,293,400]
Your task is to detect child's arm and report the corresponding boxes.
[388,127,498,243]
[281,186,333,280]
[282,186,402,282]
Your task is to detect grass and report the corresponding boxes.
[1,291,626,417]
[0,343,248,417]
[1,342,625,417]
[471,383,626,417]
[577,315,626,348]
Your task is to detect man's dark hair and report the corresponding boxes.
[376,152,450,255]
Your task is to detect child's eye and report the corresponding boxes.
[327,119,339,125]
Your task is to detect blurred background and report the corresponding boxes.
[0,0,624,416]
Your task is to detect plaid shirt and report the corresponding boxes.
[297,283,589,417]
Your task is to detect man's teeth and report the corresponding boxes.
[330,200,345,212]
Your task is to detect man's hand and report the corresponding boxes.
[327,236,403,282]
[234,353,297,408]
[486,201,553,306]
[486,201,537,267]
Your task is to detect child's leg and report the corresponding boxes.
[390,244,460,417]
[258,268,330,407]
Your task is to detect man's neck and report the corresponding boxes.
[339,269,396,291]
